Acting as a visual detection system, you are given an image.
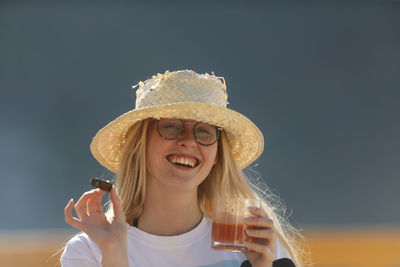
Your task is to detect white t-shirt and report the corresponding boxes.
[61,217,291,267]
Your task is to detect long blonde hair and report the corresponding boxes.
[108,118,309,266]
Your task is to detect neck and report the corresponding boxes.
[138,188,203,236]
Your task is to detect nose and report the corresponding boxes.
[176,124,197,147]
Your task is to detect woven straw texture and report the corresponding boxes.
[90,70,264,172]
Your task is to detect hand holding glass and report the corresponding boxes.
[211,196,261,252]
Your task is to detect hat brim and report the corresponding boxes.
[90,102,264,172]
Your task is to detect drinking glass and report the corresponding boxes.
[211,196,261,252]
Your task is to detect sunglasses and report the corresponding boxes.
[156,118,221,146]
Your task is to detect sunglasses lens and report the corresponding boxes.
[157,119,183,140]
[194,123,218,145]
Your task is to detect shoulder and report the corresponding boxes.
[60,232,101,266]
[274,237,292,260]
[64,232,92,250]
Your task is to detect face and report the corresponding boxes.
[145,119,218,193]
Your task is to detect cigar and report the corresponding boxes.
[90,178,113,192]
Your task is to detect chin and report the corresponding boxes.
[163,175,206,192]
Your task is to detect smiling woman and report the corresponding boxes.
[146,118,219,194]
[61,70,307,267]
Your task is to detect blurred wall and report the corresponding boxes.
[1,1,399,232]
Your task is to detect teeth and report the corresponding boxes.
[169,156,196,167]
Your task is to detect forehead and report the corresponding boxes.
[161,118,199,124]
[155,118,218,128]
[181,119,198,124]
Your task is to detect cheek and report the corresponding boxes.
[147,139,164,162]
[146,127,165,167]
[204,146,218,166]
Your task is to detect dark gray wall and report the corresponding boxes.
[1,1,399,230]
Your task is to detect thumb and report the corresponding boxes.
[110,186,126,221]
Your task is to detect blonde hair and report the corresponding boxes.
[107,118,309,266]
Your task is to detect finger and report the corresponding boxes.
[245,228,275,239]
[244,240,274,258]
[244,217,274,228]
[87,189,106,214]
[110,187,125,221]
[64,198,82,229]
[74,189,100,218]
[248,206,269,218]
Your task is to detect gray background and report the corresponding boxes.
[1,1,399,230]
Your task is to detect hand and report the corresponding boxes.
[64,187,129,266]
[243,207,276,267]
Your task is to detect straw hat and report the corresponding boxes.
[90,70,264,172]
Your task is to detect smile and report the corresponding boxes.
[166,154,199,168]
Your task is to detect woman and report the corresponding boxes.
[61,70,306,267]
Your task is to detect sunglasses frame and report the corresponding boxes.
[155,118,222,146]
